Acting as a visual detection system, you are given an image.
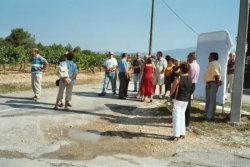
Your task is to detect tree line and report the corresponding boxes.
[0,28,133,73]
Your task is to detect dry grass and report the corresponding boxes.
[0,70,104,94]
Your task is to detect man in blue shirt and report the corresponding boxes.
[30,48,48,101]
[118,53,128,99]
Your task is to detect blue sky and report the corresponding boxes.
[0,0,239,53]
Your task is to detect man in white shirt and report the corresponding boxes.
[154,51,167,98]
[98,51,118,96]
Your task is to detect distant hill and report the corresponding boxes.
[160,46,197,61]
[97,46,197,61]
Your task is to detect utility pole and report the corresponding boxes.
[230,0,249,122]
[149,0,155,55]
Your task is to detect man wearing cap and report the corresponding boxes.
[226,52,236,100]
[98,51,118,96]
[31,48,48,101]
[153,51,167,98]
[203,52,222,120]
[185,51,200,126]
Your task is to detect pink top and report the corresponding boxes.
[188,60,200,83]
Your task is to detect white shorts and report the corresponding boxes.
[153,74,165,85]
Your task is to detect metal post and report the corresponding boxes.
[149,0,154,55]
[230,0,249,122]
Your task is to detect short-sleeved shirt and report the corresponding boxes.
[59,60,78,84]
[188,60,200,83]
[154,57,167,74]
[227,59,235,74]
[203,60,221,83]
[103,57,117,70]
[118,58,128,72]
[133,59,144,73]
[31,54,47,73]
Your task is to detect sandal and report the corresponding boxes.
[64,108,69,111]
[141,98,145,102]
[150,99,153,103]
[180,135,185,139]
[170,136,179,141]
[53,107,58,110]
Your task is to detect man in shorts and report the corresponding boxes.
[153,51,167,98]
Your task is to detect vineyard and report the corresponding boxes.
[0,28,137,74]
[0,45,131,74]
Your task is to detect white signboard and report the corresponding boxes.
[195,30,234,105]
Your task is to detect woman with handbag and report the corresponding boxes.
[53,52,78,111]
[169,62,192,141]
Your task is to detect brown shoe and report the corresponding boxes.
[180,135,185,139]
[170,136,179,141]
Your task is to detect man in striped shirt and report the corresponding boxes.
[31,48,48,101]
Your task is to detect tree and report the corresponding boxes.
[36,42,44,49]
[0,37,7,46]
[64,44,73,52]
[5,28,36,48]
[82,50,93,55]
[73,46,81,53]
[0,45,17,73]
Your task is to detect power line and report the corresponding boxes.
[162,0,199,35]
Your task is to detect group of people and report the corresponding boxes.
[29,48,236,141]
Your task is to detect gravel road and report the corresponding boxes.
[0,82,250,167]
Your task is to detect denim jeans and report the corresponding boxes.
[133,73,141,90]
[102,71,117,94]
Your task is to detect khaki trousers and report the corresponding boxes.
[226,74,234,99]
[57,82,73,101]
[31,73,42,98]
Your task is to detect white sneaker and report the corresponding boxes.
[159,94,162,99]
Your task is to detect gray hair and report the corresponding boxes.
[230,52,236,56]
[188,51,197,60]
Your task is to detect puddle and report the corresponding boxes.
[68,130,101,142]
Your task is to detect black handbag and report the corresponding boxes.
[56,79,60,86]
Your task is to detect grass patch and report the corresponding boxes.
[152,104,172,116]
[236,123,250,131]
[183,103,250,136]
[224,102,250,112]
[0,83,57,94]
[0,84,31,94]
[194,99,250,112]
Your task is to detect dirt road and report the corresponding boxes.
[0,81,250,167]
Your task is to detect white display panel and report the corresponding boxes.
[195,30,234,105]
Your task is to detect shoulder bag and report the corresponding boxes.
[57,62,69,78]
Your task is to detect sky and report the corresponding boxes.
[0,0,240,53]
